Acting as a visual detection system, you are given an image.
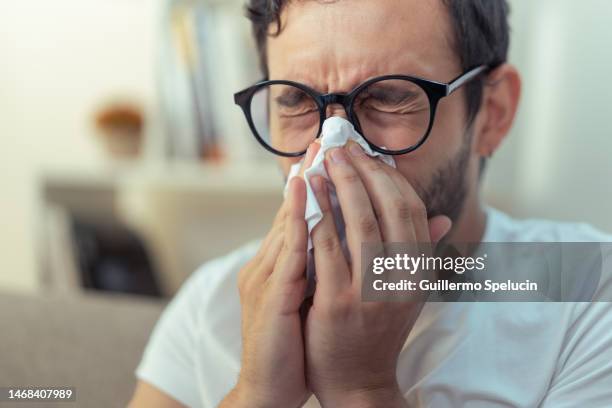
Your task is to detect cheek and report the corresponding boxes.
[418,92,469,162]
[391,94,469,191]
[392,154,436,199]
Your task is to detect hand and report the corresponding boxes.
[220,145,320,408]
[304,142,451,407]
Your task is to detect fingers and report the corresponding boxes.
[345,142,417,243]
[428,215,452,246]
[261,203,287,251]
[310,175,351,294]
[247,199,289,288]
[372,149,435,244]
[260,228,285,273]
[324,147,382,279]
[374,153,453,248]
[272,177,308,286]
[301,141,452,296]
[255,142,321,282]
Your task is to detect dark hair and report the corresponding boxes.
[245,0,510,124]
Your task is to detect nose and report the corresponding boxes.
[325,104,349,120]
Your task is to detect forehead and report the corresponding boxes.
[267,0,460,92]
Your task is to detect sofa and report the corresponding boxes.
[0,291,164,407]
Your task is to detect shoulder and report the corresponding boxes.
[151,238,261,330]
[135,239,261,407]
[185,239,261,325]
[486,206,612,296]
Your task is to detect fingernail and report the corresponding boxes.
[330,148,348,164]
[348,143,365,157]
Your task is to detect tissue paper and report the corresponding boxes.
[285,116,396,293]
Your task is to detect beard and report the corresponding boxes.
[412,130,473,226]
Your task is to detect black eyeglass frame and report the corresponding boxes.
[234,65,490,157]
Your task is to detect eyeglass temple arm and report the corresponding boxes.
[446,65,489,95]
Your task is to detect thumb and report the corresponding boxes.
[428,215,452,246]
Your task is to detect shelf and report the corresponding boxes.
[127,160,285,194]
[41,160,285,195]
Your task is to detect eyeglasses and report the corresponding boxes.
[234,65,489,157]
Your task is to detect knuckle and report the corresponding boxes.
[339,169,360,185]
[364,157,382,172]
[318,199,331,214]
[321,291,354,319]
[316,232,341,254]
[410,202,427,220]
[281,238,292,255]
[237,262,258,299]
[392,197,412,221]
[271,218,284,233]
[237,261,252,284]
[357,213,379,236]
[282,235,299,254]
[334,294,356,317]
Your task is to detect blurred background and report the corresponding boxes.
[0,0,611,298]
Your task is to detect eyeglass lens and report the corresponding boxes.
[249,79,431,155]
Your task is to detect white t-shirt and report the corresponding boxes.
[136,207,612,407]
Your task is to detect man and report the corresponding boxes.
[130,0,612,407]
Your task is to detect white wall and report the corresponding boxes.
[484,0,612,232]
[0,0,158,291]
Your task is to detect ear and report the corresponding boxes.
[473,63,522,157]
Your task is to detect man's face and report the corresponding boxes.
[267,0,479,221]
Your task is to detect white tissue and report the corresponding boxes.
[284,117,396,294]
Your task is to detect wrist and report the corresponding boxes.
[227,379,308,408]
[224,382,274,408]
[318,383,407,408]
